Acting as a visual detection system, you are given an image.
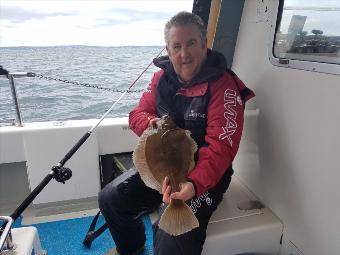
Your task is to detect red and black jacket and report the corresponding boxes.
[129,49,255,197]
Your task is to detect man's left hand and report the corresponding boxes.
[171,182,195,201]
[162,177,195,203]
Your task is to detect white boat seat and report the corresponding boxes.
[8,226,45,255]
[202,177,283,255]
[149,177,283,254]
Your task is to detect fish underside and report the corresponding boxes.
[133,116,199,236]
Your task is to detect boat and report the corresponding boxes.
[1,0,340,254]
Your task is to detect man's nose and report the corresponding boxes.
[180,47,189,58]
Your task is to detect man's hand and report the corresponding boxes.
[161,176,195,204]
[148,117,160,129]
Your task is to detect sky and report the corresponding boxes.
[0,0,193,47]
[1,0,339,47]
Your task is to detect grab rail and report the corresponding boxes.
[0,72,35,127]
[0,216,14,252]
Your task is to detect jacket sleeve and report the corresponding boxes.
[187,72,252,197]
[129,70,163,136]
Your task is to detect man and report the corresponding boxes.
[99,11,255,255]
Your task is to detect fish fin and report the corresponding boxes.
[185,130,198,153]
[185,130,197,173]
[188,159,195,173]
[133,129,162,192]
[158,200,199,236]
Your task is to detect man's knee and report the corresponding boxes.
[153,224,205,255]
[98,183,120,212]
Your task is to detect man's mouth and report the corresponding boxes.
[182,60,193,65]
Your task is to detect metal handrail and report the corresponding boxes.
[0,72,35,127]
[0,216,14,252]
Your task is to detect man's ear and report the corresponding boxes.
[202,38,207,49]
[166,45,171,56]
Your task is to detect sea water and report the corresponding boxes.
[0,46,164,125]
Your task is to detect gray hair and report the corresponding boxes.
[164,11,207,45]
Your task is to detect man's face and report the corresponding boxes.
[166,24,207,84]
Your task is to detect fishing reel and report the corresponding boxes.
[52,165,72,184]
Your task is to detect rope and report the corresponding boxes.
[32,73,146,93]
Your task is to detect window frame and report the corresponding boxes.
[269,0,340,76]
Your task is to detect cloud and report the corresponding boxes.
[0,0,193,46]
[1,6,73,23]
[96,8,174,27]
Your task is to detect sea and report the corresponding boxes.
[0,45,165,125]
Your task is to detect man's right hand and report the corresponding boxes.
[148,117,160,129]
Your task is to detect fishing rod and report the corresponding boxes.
[0,47,165,252]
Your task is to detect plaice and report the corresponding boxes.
[133,115,199,236]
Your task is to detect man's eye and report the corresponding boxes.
[188,41,195,47]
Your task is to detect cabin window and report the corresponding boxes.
[270,0,340,75]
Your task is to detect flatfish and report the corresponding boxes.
[133,115,199,236]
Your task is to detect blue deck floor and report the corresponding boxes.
[13,215,154,255]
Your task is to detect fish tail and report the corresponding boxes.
[158,199,199,236]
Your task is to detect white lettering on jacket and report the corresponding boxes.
[219,89,237,146]
[189,191,212,214]
[189,109,206,119]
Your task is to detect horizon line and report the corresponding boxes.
[0,44,165,48]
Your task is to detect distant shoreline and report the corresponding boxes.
[0,45,164,49]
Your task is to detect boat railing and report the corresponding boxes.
[0,71,149,127]
[0,72,35,127]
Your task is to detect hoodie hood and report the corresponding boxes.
[153,49,227,87]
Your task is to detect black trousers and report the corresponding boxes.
[98,168,233,255]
